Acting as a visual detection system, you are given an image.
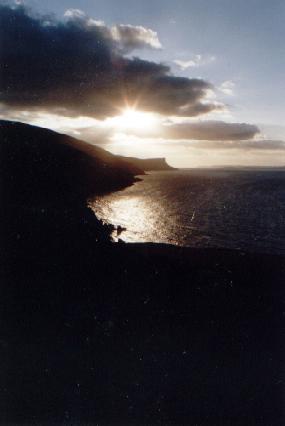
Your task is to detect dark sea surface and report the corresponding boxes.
[90,169,285,255]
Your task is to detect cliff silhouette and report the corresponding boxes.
[117,156,175,171]
[0,120,174,205]
[0,120,144,204]
[0,120,284,425]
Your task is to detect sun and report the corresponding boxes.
[108,108,157,132]
[117,109,155,130]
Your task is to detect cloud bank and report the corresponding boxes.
[0,4,219,119]
[163,121,260,141]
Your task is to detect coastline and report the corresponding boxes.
[1,121,284,425]
[2,186,284,424]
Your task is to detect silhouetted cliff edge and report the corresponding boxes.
[0,120,174,206]
[0,120,284,425]
[0,120,144,204]
[117,156,175,171]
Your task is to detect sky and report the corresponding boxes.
[1,0,285,167]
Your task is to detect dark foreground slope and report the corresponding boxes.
[1,232,284,425]
[0,122,284,425]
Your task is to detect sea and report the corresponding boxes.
[89,169,285,255]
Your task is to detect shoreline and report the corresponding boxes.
[1,121,284,425]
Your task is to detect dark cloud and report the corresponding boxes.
[163,121,260,140]
[0,4,218,119]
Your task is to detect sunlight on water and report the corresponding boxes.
[90,188,181,244]
[93,196,157,242]
[89,170,285,254]
[90,173,184,245]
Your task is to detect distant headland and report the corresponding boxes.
[117,156,176,171]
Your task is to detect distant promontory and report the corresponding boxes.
[117,156,175,171]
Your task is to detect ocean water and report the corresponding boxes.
[89,169,285,255]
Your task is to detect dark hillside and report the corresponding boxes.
[0,121,284,425]
[0,120,143,204]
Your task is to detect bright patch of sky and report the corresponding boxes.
[2,0,285,166]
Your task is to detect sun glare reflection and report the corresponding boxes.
[91,196,156,242]
[89,175,183,246]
